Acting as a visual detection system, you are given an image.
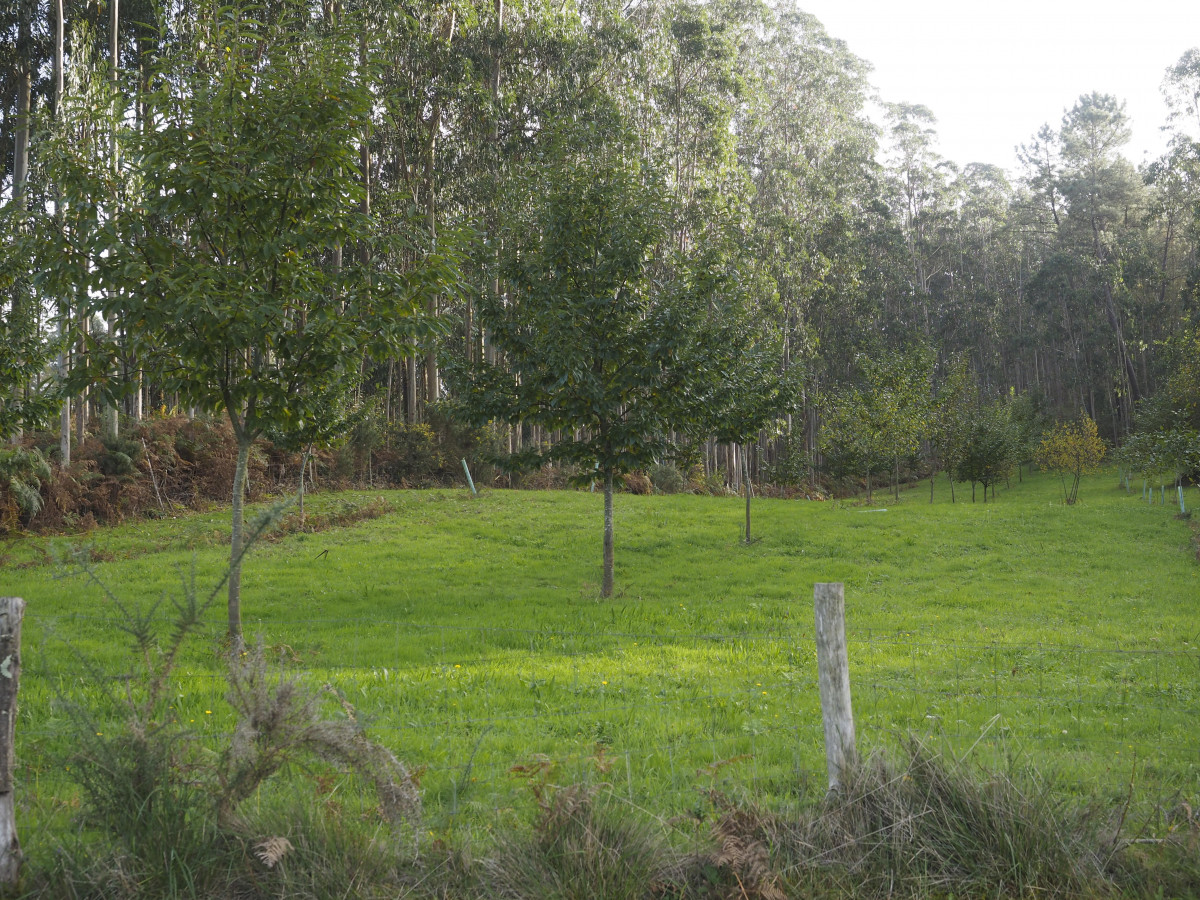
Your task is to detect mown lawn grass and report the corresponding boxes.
[3,470,1198,852]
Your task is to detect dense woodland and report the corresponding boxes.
[3,0,1200,520]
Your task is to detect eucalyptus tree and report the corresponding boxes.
[647,0,755,257]
[737,3,877,457]
[1162,48,1200,140]
[882,102,956,337]
[1056,93,1146,430]
[941,165,1016,370]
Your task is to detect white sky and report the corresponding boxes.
[796,0,1200,174]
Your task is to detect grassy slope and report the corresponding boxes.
[3,472,1198,845]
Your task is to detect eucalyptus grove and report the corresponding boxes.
[3,0,1198,514]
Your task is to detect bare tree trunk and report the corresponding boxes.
[12,4,30,205]
[0,596,24,887]
[228,437,250,644]
[385,361,394,431]
[61,0,86,451]
[9,2,32,445]
[406,353,417,423]
[74,313,88,446]
[602,470,614,598]
[100,0,120,442]
[55,0,69,467]
[422,14,454,409]
[743,445,752,543]
[297,444,312,526]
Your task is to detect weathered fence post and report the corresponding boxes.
[814,583,856,791]
[0,597,23,886]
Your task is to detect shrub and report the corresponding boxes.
[688,466,730,496]
[517,462,580,490]
[0,446,51,530]
[622,472,652,494]
[375,422,445,484]
[98,435,144,477]
[38,525,421,899]
[649,463,686,494]
[1036,412,1107,504]
[759,436,811,488]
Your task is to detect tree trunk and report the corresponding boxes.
[0,596,24,887]
[74,309,88,446]
[99,0,120,442]
[53,0,63,108]
[228,437,251,644]
[8,4,32,445]
[58,348,70,467]
[298,444,312,526]
[743,444,752,543]
[13,4,30,206]
[425,343,438,405]
[55,0,68,468]
[404,351,417,423]
[602,470,614,598]
[422,15,453,409]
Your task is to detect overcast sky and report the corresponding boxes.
[796,0,1200,174]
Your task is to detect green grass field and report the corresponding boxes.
[4,470,1198,852]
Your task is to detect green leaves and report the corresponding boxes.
[460,137,717,480]
[88,1,451,448]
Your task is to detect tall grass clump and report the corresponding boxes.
[485,785,674,900]
[25,507,421,900]
[785,737,1107,897]
[687,737,1199,899]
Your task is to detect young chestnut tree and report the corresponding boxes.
[460,134,732,597]
[90,3,449,640]
[695,277,794,543]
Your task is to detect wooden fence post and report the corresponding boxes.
[814,583,856,791]
[0,597,23,885]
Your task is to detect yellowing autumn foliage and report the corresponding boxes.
[1036,413,1106,505]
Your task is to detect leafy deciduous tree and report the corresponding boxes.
[460,134,724,597]
[87,4,450,640]
[1036,412,1107,505]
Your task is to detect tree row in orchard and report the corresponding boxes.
[2,1,1199,603]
